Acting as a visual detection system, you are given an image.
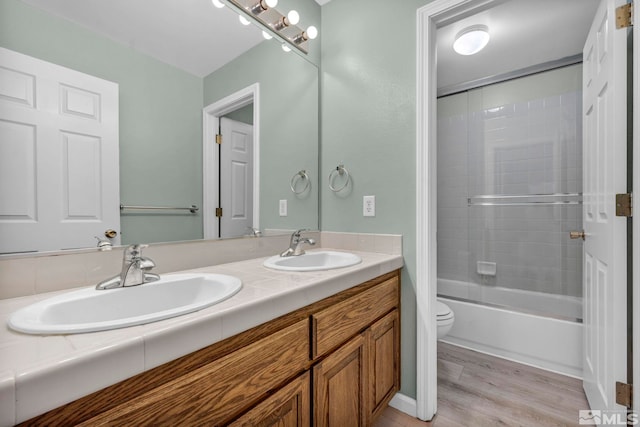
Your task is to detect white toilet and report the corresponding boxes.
[437,300,454,339]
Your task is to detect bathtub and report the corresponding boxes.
[438,278,583,378]
[438,278,582,321]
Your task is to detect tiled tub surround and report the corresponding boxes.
[436,64,583,318]
[0,233,402,426]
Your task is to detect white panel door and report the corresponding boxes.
[0,47,119,253]
[220,117,253,238]
[582,0,628,414]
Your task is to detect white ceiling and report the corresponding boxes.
[437,0,600,91]
[20,0,266,77]
[21,0,598,84]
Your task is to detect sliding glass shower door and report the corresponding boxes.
[437,64,583,321]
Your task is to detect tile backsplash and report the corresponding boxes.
[0,232,401,299]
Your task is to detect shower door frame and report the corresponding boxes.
[417,0,640,420]
[632,0,639,414]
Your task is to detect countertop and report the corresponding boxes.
[0,248,403,426]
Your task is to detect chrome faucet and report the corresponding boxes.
[280,229,316,257]
[96,244,160,290]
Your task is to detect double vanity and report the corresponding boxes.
[0,232,403,426]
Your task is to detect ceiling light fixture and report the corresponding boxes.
[453,25,490,56]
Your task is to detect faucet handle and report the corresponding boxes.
[138,257,156,270]
[290,229,308,243]
[124,243,148,259]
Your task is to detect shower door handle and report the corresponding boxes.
[569,230,585,240]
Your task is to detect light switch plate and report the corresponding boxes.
[279,199,287,216]
[363,195,375,217]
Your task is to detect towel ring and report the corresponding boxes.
[290,170,311,194]
[328,164,350,192]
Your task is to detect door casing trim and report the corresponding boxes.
[203,83,260,239]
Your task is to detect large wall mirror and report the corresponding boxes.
[0,0,319,254]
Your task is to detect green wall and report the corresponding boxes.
[321,0,434,399]
[0,0,204,244]
[224,104,254,125]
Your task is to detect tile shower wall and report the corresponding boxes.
[437,65,583,314]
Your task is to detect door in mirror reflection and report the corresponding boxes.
[0,47,120,253]
[219,116,254,238]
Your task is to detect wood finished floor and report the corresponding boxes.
[374,342,589,427]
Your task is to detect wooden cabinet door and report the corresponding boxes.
[368,310,400,421]
[313,334,368,427]
[230,372,310,427]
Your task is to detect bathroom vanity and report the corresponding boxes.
[1,244,402,426]
[26,271,399,426]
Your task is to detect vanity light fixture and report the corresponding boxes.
[211,0,225,8]
[238,15,251,25]
[281,44,291,52]
[453,25,490,56]
[217,0,318,54]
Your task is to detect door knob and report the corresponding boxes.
[569,230,585,240]
[104,229,117,238]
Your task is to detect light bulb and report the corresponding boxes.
[239,15,251,26]
[282,44,291,52]
[287,10,300,25]
[252,0,276,14]
[262,30,273,40]
[211,0,225,8]
[305,25,318,40]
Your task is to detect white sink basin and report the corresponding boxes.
[8,273,242,335]
[263,250,362,272]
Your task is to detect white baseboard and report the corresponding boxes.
[389,392,417,418]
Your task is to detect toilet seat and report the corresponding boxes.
[437,301,454,322]
[436,300,454,339]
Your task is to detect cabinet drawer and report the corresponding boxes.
[80,319,310,426]
[312,276,398,358]
[230,371,310,426]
